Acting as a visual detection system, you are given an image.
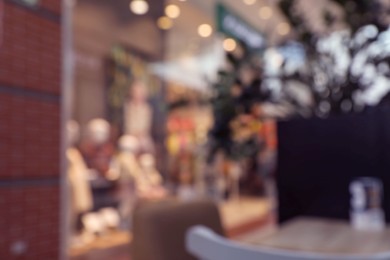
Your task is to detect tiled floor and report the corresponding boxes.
[69,197,270,260]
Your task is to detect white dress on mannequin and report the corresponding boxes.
[66,120,94,247]
[124,102,152,138]
[123,81,154,153]
[67,147,93,214]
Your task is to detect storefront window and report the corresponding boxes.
[67,0,279,257]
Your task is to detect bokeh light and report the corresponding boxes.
[277,22,291,35]
[157,16,173,30]
[259,6,273,20]
[165,4,181,19]
[223,38,237,52]
[243,0,256,5]
[129,0,149,15]
[198,24,213,38]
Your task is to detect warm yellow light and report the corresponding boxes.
[277,22,291,35]
[259,6,272,20]
[223,38,237,52]
[157,16,173,30]
[198,24,213,38]
[243,0,256,5]
[165,4,180,19]
[130,0,149,15]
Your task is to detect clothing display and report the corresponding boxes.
[124,81,153,154]
[124,102,152,138]
[67,147,93,214]
[79,119,117,211]
[124,81,152,137]
[138,154,163,189]
[111,135,141,226]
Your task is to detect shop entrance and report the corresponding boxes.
[63,0,275,258]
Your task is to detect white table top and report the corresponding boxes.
[245,217,390,254]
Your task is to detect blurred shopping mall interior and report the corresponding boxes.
[0,0,390,259]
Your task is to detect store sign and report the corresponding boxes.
[216,4,265,49]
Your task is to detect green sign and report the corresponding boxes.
[216,4,265,49]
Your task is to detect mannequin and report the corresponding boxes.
[124,80,154,153]
[80,118,115,181]
[112,135,142,228]
[116,135,142,180]
[66,120,93,246]
[138,153,167,199]
[79,118,120,234]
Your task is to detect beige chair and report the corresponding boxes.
[186,226,390,260]
[131,199,224,260]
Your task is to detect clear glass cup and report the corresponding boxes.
[350,177,385,231]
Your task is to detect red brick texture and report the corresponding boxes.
[0,93,60,179]
[40,0,61,15]
[0,0,62,259]
[0,2,61,94]
[0,187,60,260]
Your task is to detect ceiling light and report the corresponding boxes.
[130,0,149,15]
[277,22,291,35]
[198,24,213,38]
[157,16,173,30]
[223,38,237,52]
[243,0,256,5]
[259,6,272,20]
[165,4,180,19]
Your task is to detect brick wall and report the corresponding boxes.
[0,0,62,259]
